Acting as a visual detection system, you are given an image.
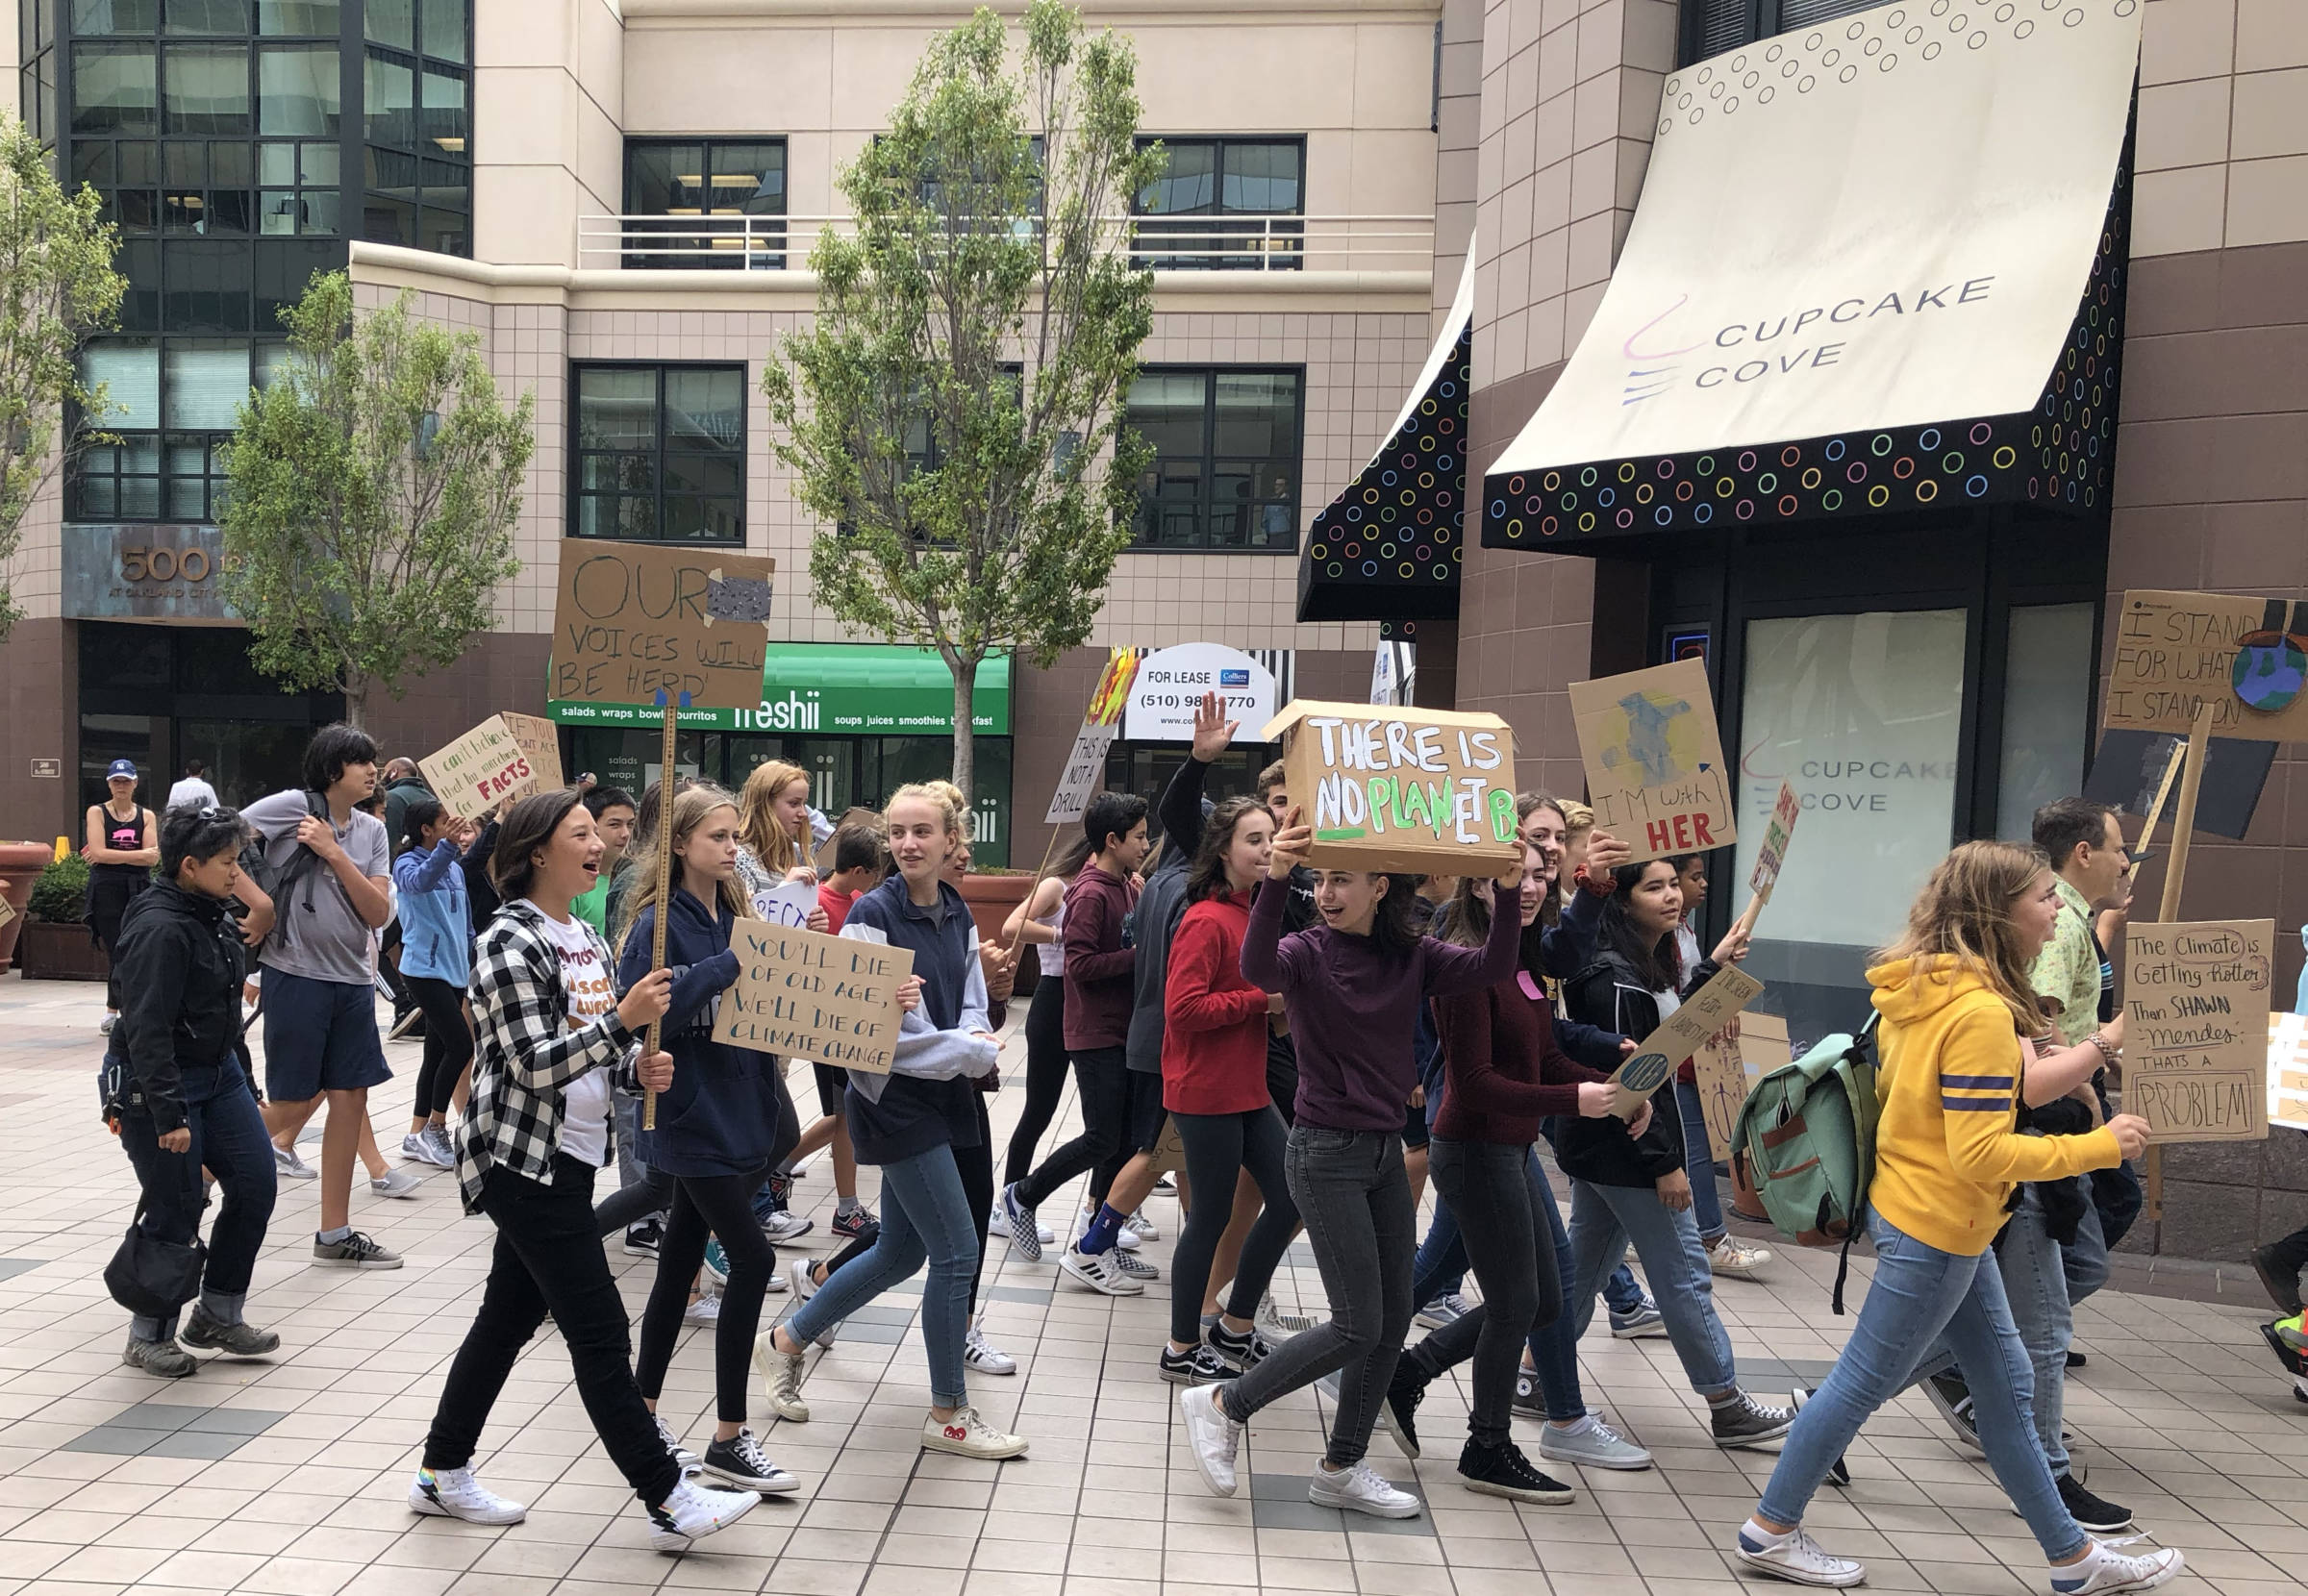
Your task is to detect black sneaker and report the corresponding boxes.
[2254,1243,2305,1316]
[1511,1371,1545,1419]
[181,1306,281,1359]
[1922,1369,1982,1455]
[1457,1438,1573,1505]
[2056,1473,2131,1534]
[1384,1365,1427,1460]
[2065,1349,2087,1368]
[623,1218,663,1257]
[1207,1320,1269,1371]
[700,1428,800,1495]
[1791,1386,1848,1487]
[1160,1344,1234,1384]
[1710,1390,1794,1449]
[832,1205,880,1243]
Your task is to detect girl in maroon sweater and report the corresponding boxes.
[1159,798,1296,1384]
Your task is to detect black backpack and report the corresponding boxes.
[238,789,333,954]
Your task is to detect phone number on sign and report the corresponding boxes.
[1139,694,1261,711]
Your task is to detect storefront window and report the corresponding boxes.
[1995,602,2095,843]
[1731,608,1967,1040]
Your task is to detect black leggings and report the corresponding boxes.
[634,1169,776,1424]
[405,975,473,1119]
[1004,978,1069,1188]
[1170,1106,1299,1347]
[959,1096,994,1320]
[1013,1046,1129,1210]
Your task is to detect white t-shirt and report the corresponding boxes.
[166,776,218,812]
[522,901,616,1167]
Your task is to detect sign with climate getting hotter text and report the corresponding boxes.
[1258,700,1520,876]
[2123,919,2273,1144]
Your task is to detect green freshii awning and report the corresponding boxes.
[550,643,1011,736]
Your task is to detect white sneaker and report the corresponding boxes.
[1708,1234,1773,1278]
[654,1414,700,1472]
[755,1333,809,1421]
[2051,1537,2185,1594]
[921,1405,1027,1459]
[783,1260,838,1347]
[410,1465,526,1525]
[1113,1222,1143,1252]
[1177,1384,1242,1497]
[1537,1412,1653,1471]
[399,1133,434,1164]
[1125,1207,1159,1242]
[760,1209,815,1242]
[1308,1461,1421,1519]
[1059,1245,1143,1296]
[646,1476,759,1552]
[370,1167,423,1199]
[273,1142,317,1180]
[685,1294,721,1325]
[1415,1292,1473,1330]
[964,1317,1016,1375]
[1733,1523,1865,1587]
[1256,1290,1319,1340]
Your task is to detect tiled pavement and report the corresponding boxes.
[2,973,2305,1596]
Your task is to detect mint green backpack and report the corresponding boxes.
[1728,1013,1880,1311]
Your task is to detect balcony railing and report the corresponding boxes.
[576,212,1434,275]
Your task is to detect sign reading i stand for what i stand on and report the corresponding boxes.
[2123,918,2274,1144]
[1258,700,1520,876]
[2105,590,2308,741]
[715,922,915,1075]
[1569,658,1737,864]
[551,543,778,713]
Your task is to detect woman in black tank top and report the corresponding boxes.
[86,763,160,1028]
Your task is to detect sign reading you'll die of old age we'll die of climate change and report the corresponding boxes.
[1569,658,1737,864]
[2123,918,2274,1144]
[1259,701,1520,876]
[715,923,915,1076]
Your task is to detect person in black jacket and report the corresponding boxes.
[105,806,282,1378]
[1556,858,1792,1450]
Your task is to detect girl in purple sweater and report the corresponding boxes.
[1176,807,1520,1519]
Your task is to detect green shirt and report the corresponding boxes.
[2029,873,2100,1047]
[571,874,611,938]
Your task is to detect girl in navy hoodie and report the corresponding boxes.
[615,785,801,1497]
[757,785,1022,1460]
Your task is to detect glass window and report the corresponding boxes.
[420,0,465,62]
[72,41,157,135]
[163,43,250,135]
[418,65,465,154]
[164,0,248,32]
[1995,602,2095,841]
[161,237,251,330]
[1731,609,1968,1040]
[364,0,412,48]
[1126,367,1300,552]
[622,138,788,270]
[73,0,157,32]
[257,0,337,33]
[1133,137,1304,270]
[257,43,338,135]
[163,339,250,428]
[82,340,162,428]
[570,363,746,544]
[364,49,414,145]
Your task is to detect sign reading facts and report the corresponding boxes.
[1747,780,1801,903]
[2268,1011,2308,1135]
[752,880,817,928]
[1569,659,1737,864]
[1047,649,1141,827]
[2106,590,2308,741]
[419,715,548,817]
[1258,699,1519,875]
[714,922,914,1075]
[552,543,777,711]
[500,711,564,793]
[2122,918,2273,1144]
[1608,963,1765,1112]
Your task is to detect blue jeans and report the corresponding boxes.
[2064,1197,2108,1306]
[1760,1212,2087,1561]
[1993,1188,2078,1477]
[1410,1194,1468,1308]
[787,1142,977,1409]
[1567,1179,1736,1397]
[112,1059,278,1339]
[1674,1079,1726,1244]
[1522,1155,1593,1422]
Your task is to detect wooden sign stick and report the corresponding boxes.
[643,694,679,1133]
[2134,734,2188,851]
[2145,701,2215,1224]
[1006,824,1065,958]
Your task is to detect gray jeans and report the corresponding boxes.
[1220,1127,1415,1469]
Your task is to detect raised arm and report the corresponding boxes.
[1423,876,1524,997]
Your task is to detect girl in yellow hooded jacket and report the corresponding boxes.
[1731,841,2181,1596]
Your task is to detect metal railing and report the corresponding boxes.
[577,212,1435,274]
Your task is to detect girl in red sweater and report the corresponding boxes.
[1159,797,1296,1384]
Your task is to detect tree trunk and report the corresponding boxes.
[950,661,976,832]
[343,669,368,731]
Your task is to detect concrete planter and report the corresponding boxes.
[13,919,110,983]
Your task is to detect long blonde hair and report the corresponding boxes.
[739,761,810,878]
[619,785,754,959]
[1875,839,2052,1030]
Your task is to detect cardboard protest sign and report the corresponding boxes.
[1692,1009,1789,1151]
[1746,781,1801,904]
[1045,649,1140,827]
[501,711,564,792]
[1607,963,1765,1110]
[2267,1011,2308,1134]
[420,715,549,817]
[752,880,817,928]
[552,542,777,711]
[2122,919,2273,1143]
[1570,659,1736,863]
[714,921,914,1074]
[2084,728,2275,842]
[1257,700,1520,875]
[2106,590,2308,741]
[812,807,883,873]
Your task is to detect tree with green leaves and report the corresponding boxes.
[219,272,534,727]
[0,112,126,644]
[765,0,1159,802]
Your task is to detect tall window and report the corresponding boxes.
[20,0,59,145]
[1127,367,1301,552]
[71,335,289,520]
[1678,0,1880,64]
[570,363,746,545]
[1133,137,1303,271]
[363,0,470,255]
[622,138,789,270]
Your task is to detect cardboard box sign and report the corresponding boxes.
[1569,659,1737,865]
[2106,589,2308,742]
[2122,918,2272,1144]
[501,711,565,793]
[1257,700,1520,875]
[812,807,884,873]
[714,922,914,1075]
[552,542,777,712]
[1607,963,1765,1111]
[419,714,550,818]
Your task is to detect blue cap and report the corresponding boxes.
[106,759,138,781]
